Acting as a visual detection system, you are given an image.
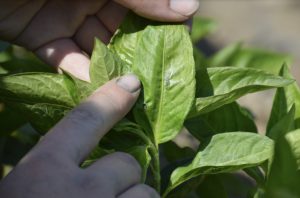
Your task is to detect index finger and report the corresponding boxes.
[32,74,140,164]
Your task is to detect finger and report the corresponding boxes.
[118,184,159,198]
[97,1,128,33]
[86,152,142,195]
[36,74,140,163]
[35,38,90,81]
[114,0,199,22]
[74,16,112,55]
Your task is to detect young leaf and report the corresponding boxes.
[65,39,130,101]
[189,67,294,117]
[90,39,129,89]
[185,102,257,141]
[164,132,274,196]
[267,64,300,131]
[133,25,195,144]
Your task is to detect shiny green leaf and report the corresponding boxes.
[132,25,196,144]
[189,67,294,117]
[165,132,274,195]
[0,73,76,132]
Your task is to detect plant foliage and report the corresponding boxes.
[0,14,300,198]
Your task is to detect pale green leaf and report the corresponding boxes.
[209,43,292,75]
[191,17,217,43]
[189,67,294,117]
[165,132,274,195]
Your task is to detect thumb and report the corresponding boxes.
[114,0,199,22]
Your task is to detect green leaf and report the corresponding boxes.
[161,141,195,164]
[266,130,300,198]
[0,46,54,74]
[189,67,294,117]
[109,13,196,144]
[165,132,274,196]
[209,43,292,74]
[191,17,217,43]
[185,102,257,141]
[99,120,152,181]
[196,175,228,198]
[0,73,77,132]
[209,42,242,67]
[90,39,129,89]
[0,73,76,107]
[267,64,300,131]
[108,12,150,69]
[132,25,196,144]
[285,129,300,168]
[267,105,295,140]
[0,103,26,136]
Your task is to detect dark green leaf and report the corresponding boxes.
[161,141,195,164]
[165,132,273,195]
[196,175,228,198]
[186,102,257,141]
[0,103,26,136]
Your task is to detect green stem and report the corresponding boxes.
[149,146,161,193]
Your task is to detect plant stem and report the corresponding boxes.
[149,146,161,193]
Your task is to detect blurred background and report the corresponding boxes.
[196,0,300,132]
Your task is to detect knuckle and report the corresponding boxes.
[111,152,142,176]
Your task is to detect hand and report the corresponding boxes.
[0,0,199,81]
[0,74,158,198]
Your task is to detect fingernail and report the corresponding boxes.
[170,0,199,16]
[117,74,141,93]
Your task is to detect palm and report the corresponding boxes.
[3,0,125,80]
[0,0,198,80]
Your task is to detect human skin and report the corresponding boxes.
[0,0,199,81]
[0,1,199,197]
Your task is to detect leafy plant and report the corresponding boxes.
[1,14,300,197]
